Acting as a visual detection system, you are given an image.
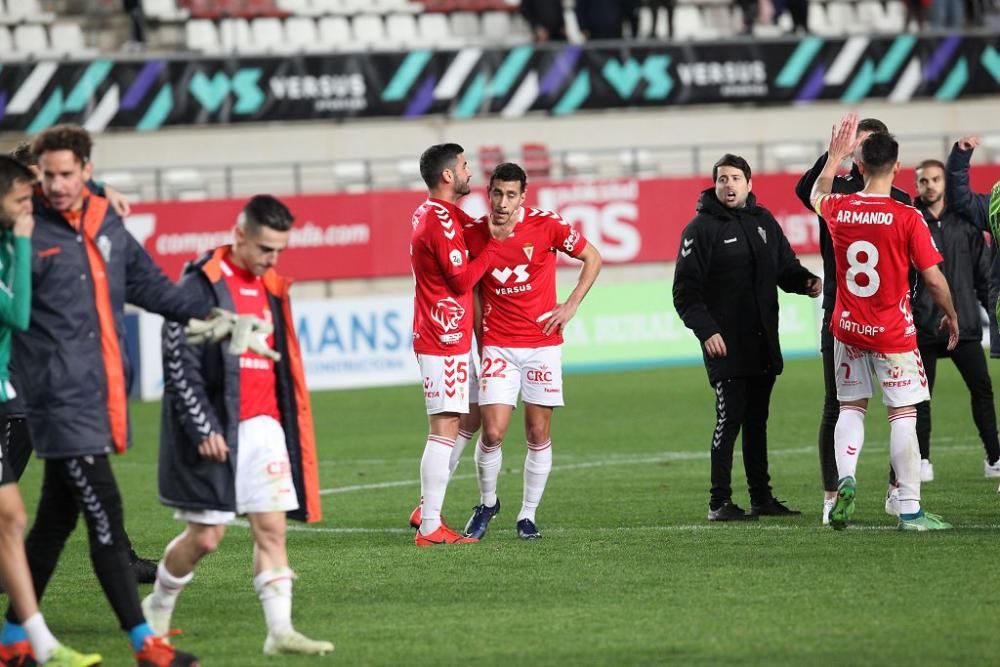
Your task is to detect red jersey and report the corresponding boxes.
[221,255,280,421]
[465,207,588,348]
[818,192,942,353]
[410,197,500,356]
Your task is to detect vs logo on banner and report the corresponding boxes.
[601,56,674,100]
[188,69,265,114]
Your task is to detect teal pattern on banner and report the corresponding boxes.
[874,35,917,83]
[936,57,969,100]
[381,50,432,102]
[137,83,173,131]
[841,58,875,102]
[553,71,590,115]
[775,37,824,87]
[982,46,1000,83]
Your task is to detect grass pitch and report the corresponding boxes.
[14,356,1000,665]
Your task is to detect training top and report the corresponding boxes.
[0,230,31,401]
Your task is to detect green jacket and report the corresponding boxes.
[0,229,31,402]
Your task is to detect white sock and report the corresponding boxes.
[449,428,474,478]
[474,436,503,507]
[150,560,194,612]
[834,406,866,481]
[254,568,295,637]
[22,613,57,663]
[419,435,454,534]
[889,409,921,515]
[519,440,553,523]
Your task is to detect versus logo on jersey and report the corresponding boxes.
[491,265,529,284]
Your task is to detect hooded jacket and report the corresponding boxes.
[673,189,819,384]
[158,247,322,523]
[12,189,206,458]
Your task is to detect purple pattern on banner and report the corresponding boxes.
[404,75,437,118]
[121,60,166,110]
[540,46,582,96]
[795,64,826,102]
[923,36,962,80]
[0,92,6,124]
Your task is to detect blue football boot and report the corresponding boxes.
[516,518,542,540]
[463,498,501,539]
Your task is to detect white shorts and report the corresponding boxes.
[833,340,930,408]
[478,345,564,407]
[417,352,475,415]
[175,415,300,525]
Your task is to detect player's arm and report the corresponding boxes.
[795,152,830,211]
[124,227,212,322]
[672,222,724,356]
[542,241,602,336]
[810,113,859,213]
[0,214,33,331]
[922,264,959,351]
[946,137,990,230]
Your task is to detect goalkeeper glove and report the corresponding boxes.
[229,314,282,362]
[185,307,236,345]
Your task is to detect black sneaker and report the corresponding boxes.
[750,497,802,517]
[130,548,158,584]
[707,501,758,521]
[516,518,542,540]
[463,498,501,540]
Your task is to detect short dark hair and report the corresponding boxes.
[860,132,899,176]
[419,143,464,190]
[0,155,35,198]
[857,118,889,135]
[916,159,945,173]
[10,141,35,167]
[241,195,293,233]
[712,154,751,182]
[31,124,92,165]
[489,162,527,192]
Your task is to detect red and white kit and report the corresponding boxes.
[411,198,497,414]
[176,256,298,524]
[465,207,588,407]
[818,192,941,406]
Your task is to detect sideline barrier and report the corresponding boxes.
[1,35,999,131]
[134,280,821,400]
[124,165,1000,283]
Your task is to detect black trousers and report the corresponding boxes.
[710,374,775,507]
[818,314,840,492]
[917,339,1000,463]
[2,417,33,484]
[5,455,144,631]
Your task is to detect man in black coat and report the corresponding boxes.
[674,154,821,521]
[909,156,1000,484]
[794,118,912,524]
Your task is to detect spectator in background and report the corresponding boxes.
[929,0,964,27]
[647,0,677,38]
[122,0,148,50]
[520,0,567,42]
[903,0,928,30]
[623,0,642,37]
[575,0,623,39]
[785,0,809,32]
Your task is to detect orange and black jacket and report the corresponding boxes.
[12,189,208,459]
[157,247,322,523]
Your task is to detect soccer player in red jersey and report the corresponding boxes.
[410,144,512,546]
[462,162,602,540]
[811,113,959,531]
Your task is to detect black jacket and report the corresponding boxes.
[673,189,819,384]
[795,154,912,312]
[945,142,991,230]
[911,201,990,346]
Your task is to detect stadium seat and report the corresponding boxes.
[49,22,95,56]
[250,16,286,52]
[219,17,253,52]
[340,0,375,13]
[12,23,48,55]
[672,5,704,38]
[333,160,369,192]
[100,171,143,202]
[0,26,12,53]
[771,143,816,173]
[478,145,505,178]
[317,15,352,49]
[481,10,511,41]
[351,14,385,48]
[185,18,221,52]
[450,11,480,39]
[163,168,208,200]
[396,158,424,189]
[563,151,598,179]
[619,148,658,177]
[142,0,190,21]
[5,0,54,22]
[285,16,321,51]
[385,13,419,47]
[982,134,1000,164]
[521,142,552,180]
[416,12,451,46]
[311,0,345,14]
[275,0,317,15]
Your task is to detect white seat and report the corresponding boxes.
[351,14,385,47]
[100,171,142,201]
[450,11,479,40]
[673,5,704,39]
[879,0,906,31]
[333,161,369,192]
[481,11,511,41]
[49,22,94,55]
[982,134,1000,164]
[396,158,424,189]
[185,19,220,53]
[385,13,417,47]
[311,0,345,12]
[163,168,208,200]
[285,16,320,52]
[12,23,48,55]
[771,143,815,172]
[619,148,658,177]
[0,27,11,54]
[5,0,54,22]
[275,0,318,15]
[416,13,450,46]
[318,15,353,49]
[250,17,286,52]
[563,151,597,178]
[219,18,253,53]
[142,0,189,21]
[340,0,374,14]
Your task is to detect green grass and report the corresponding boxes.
[16,356,1000,665]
